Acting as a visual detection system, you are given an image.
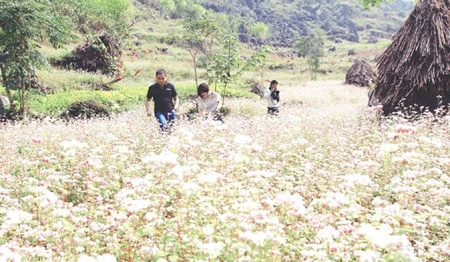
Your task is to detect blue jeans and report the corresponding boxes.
[155,111,176,129]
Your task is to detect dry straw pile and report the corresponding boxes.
[375,0,450,115]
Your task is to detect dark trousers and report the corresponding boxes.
[267,107,279,115]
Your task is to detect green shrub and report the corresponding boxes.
[62,99,110,119]
[159,35,180,45]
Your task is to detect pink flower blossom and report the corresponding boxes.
[31,137,42,144]
[395,124,416,134]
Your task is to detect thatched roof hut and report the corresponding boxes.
[345,58,377,87]
[374,0,450,115]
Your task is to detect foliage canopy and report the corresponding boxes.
[0,0,133,118]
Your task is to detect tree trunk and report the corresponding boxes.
[0,63,17,114]
[189,50,198,88]
[19,36,27,119]
[193,58,198,88]
[222,83,227,107]
[19,78,26,118]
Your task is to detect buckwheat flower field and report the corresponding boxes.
[1,81,449,261]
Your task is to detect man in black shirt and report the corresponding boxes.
[145,69,179,131]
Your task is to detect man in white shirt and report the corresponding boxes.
[263,80,280,115]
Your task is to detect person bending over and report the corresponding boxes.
[196,83,223,122]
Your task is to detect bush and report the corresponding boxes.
[63,100,110,119]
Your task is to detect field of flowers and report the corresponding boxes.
[1,81,449,261]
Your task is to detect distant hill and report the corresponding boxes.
[197,0,414,47]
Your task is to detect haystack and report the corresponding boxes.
[64,100,110,119]
[374,0,450,115]
[54,35,122,75]
[250,82,264,97]
[345,58,377,87]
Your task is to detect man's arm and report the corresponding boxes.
[263,88,272,99]
[197,98,205,117]
[173,95,179,111]
[145,98,152,116]
[215,93,222,112]
[198,107,205,117]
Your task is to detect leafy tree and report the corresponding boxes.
[207,35,268,105]
[70,0,134,39]
[0,0,71,118]
[181,14,220,87]
[159,0,176,18]
[0,0,133,118]
[359,0,392,9]
[251,22,269,41]
[295,32,324,80]
[182,4,207,20]
[159,0,197,19]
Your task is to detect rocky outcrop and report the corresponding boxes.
[199,0,413,47]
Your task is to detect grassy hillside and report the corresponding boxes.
[1,0,411,118]
[30,23,391,116]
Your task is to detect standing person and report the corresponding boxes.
[263,80,280,115]
[196,83,223,122]
[145,69,179,131]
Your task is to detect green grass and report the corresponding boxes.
[3,38,384,118]
[37,69,107,92]
[38,43,79,61]
[0,14,393,118]
[23,79,256,116]
[332,38,391,54]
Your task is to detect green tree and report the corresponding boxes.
[0,0,71,118]
[181,14,220,87]
[159,0,194,19]
[0,0,133,119]
[295,32,324,80]
[359,0,392,9]
[70,0,134,39]
[159,0,176,18]
[207,35,268,105]
[251,22,269,41]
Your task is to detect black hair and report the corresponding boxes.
[155,69,167,76]
[270,80,278,86]
[197,83,209,97]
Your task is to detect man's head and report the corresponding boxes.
[197,83,209,99]
[155,69,167,86]
[270,80,278,89]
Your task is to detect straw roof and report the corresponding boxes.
[345,58,377,87]
[374,0,450,114]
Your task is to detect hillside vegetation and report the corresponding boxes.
[0,0,413,118]
[185,0,413,46]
